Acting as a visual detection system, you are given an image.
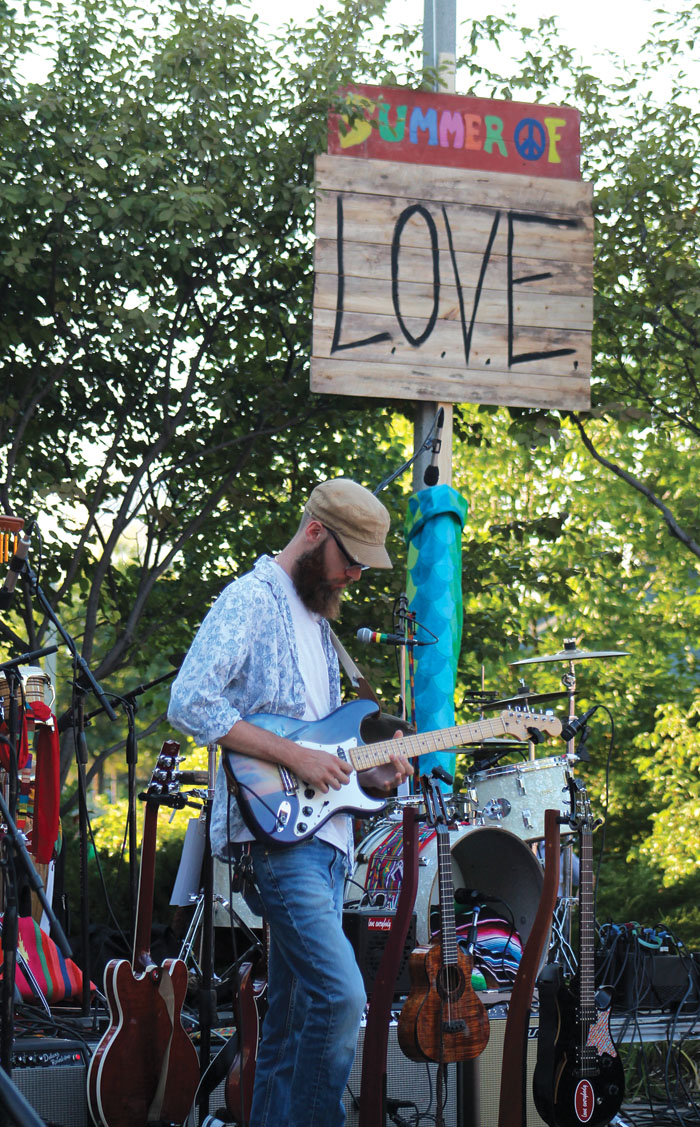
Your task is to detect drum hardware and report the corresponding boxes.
[479,688,568,710]
[509,640,630,666]
[347,819,545,952]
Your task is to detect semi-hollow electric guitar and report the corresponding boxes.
[88,741,200,1127]
[398,773,490,1064]
[533,779,624,1127]
[222,698,562,845]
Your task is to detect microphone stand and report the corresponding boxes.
[16,558,117,1018]
[0,736,72,1078]
[197,745,218,1124]
[84,667,179,932]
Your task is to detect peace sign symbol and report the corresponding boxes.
[515,118,546,161]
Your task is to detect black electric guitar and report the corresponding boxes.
[533,779,624,1127]
[222,699,562,845]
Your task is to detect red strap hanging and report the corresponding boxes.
[26,702,60,864]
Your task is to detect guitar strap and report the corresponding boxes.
[329,630,415,739]
[183,1032,240,1125]
[329,629,380,705]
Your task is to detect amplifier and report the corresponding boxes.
[621,953,699,1012]
[343,1008,547,1127]
[466,1011,546,1127]
[11,1038,88,1127]
[344,1015,459,1127]
[342,910,417,998]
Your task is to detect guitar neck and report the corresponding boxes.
[132,801,158,970]
[350,716,511,771]
[578,824,596,1022]
[132,738,181,970]
[437,826,460,965]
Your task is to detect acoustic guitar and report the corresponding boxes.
[533,779,624,1127]
[87,741,200,1127]
[222,699,562,845]
[397,774,490,1064]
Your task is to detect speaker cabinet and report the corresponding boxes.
[465,1010,546,1127]
[11,1038,88,1127]
[343,1016,459,1127]
[621,953,699,1012]
[343,1008,546,1127]
[342,911,417,998]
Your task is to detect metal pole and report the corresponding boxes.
[414,0,457,492]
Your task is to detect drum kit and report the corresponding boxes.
[345,638,629,974]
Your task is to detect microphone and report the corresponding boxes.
[423,407,445,487]
[454,887,493,906]
[356,628,427,646]
[561,705,599,743]
[0,533,31,610]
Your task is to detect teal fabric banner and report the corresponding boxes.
[404,484,468,786]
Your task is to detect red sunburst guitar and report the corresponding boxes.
[87,741,200,1127]
[398,773,490,1064]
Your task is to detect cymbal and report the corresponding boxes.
[480,690,568,710]
[510,647,629,666]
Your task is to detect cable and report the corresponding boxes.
[372,408,444,496]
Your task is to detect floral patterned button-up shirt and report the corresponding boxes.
[168,554,342,858]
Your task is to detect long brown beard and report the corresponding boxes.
[292,540,343,619]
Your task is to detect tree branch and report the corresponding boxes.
[572,414,700,559]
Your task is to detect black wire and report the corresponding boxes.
[373,408,443,496]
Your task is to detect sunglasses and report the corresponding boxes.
[325,527,369,572]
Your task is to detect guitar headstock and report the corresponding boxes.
[420,773,450,829]
[567,772,595,832]
[499,708,563,742]
[141,738,187,809]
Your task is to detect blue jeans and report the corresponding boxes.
[245,837,366,1127]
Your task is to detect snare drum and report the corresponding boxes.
[347,818,544,950]
[472,756,572,842]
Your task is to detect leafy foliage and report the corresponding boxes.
[0,0,419,784]
[3,0,700,945]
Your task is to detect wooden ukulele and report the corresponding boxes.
[533,779,624,1127]
[87,740,200,1127]
[397,774,490,1064]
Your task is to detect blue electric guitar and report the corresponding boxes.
[221,699,562,845]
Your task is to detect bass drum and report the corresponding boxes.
[348,817,544,949]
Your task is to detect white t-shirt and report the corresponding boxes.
[234,562,350,855]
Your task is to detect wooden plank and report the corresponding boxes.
[312,308,590,375]
[313,272,593,331]
[314,239,593,297]
[310,357,591,411]
[311,153,593,410]
[315,154,593,216]
[328,84,581,180]
[315,190,593,263]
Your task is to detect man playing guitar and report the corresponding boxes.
[168,478,412,1127]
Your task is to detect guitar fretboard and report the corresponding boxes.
[349,716,512,771]
[437,826,460,966]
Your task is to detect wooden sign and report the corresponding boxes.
[328,85,581,181]
[311,152,593,411]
